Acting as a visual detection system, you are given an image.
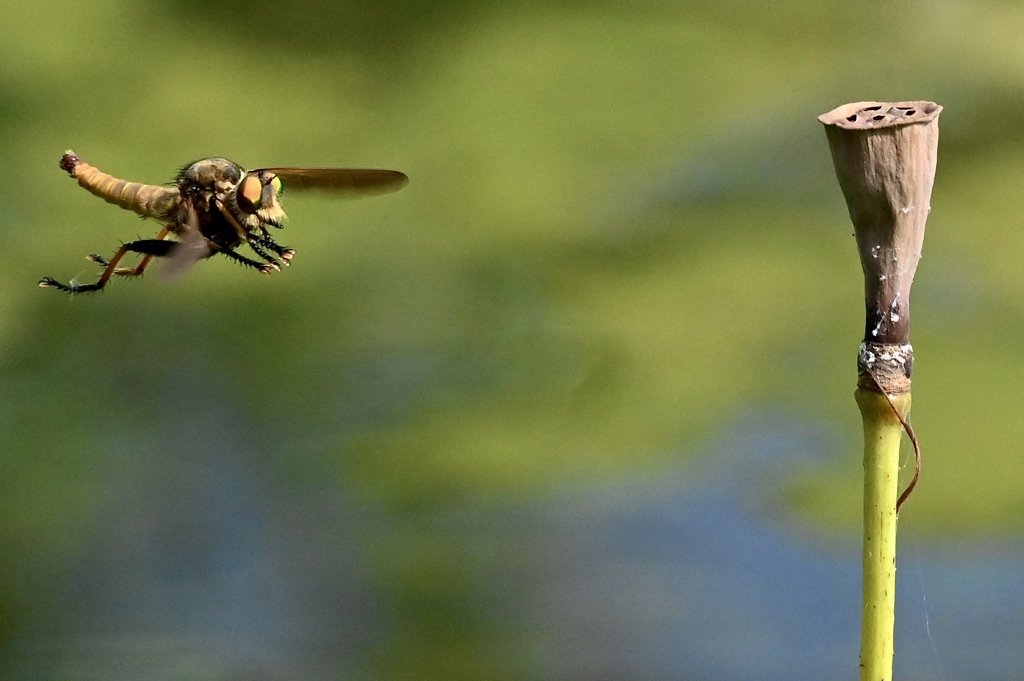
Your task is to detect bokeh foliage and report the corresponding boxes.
[3,0,1024,677]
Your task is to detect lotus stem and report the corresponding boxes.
[819,100,941,681]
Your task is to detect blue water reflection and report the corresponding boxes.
[522,412,1024,680]
[6,411,1024,680]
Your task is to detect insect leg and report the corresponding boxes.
[218,247,279,275]
[89,226,173,278]
[116,226,173,277]
[40,238,177,293]
[211,198,285,272]
[249,233,294,264]
[211,198,250,244]
[244,239,283,271]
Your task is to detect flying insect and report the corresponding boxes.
[40,151,408,293]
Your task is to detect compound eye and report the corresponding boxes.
[270,175,282,194]
[236,174,263,213]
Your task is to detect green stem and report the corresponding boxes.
[855,388,910,681]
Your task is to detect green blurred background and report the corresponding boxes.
[3,1,1024,679]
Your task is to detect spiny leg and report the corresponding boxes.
[212,197,251,244]
[213,197,292,269]
[244,239,283,271]
[249,233,294,264]
[40,238,177,293]
[115,226,172,277]
[218,247,278,275]
[89,226,173,278]
[256,233,294,261]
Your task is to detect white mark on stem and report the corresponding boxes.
[860,342,913,372]
[859,343,877,368]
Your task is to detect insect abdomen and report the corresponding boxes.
[61,151,179,220]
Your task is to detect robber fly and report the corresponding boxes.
[39,151,408,293]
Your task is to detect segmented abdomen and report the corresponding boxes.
[61,151,179,221]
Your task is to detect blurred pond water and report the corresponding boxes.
[3,406,1023,680]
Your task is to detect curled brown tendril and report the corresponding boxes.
[864,370,921,514]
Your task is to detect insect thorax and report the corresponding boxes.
[176,158,287,234]
[177,158,244,196]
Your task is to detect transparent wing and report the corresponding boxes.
[160,199,213,281]
[254,167,409,197]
